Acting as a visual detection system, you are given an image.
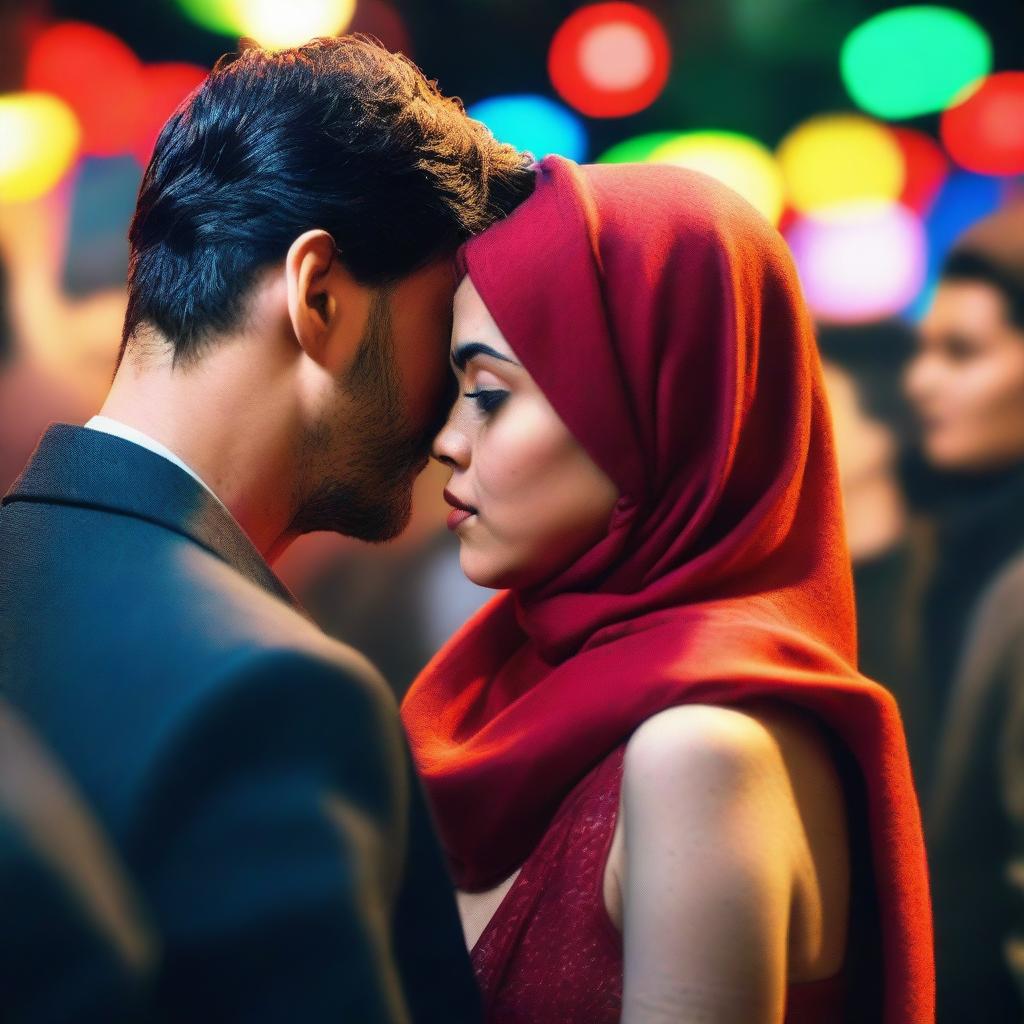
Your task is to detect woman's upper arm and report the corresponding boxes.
[619,704,799,1024]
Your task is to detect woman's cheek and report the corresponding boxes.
[476,406,568,514]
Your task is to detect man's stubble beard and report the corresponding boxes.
[288,290,436,543]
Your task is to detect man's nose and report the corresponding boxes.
[904,356,935,406]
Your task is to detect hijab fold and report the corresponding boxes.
[402,156,933,1022]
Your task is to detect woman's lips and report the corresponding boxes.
[444,489,478,532]
[446,507,475,531]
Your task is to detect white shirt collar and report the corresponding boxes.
[85,415,228,510]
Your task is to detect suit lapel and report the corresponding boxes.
[3,424,299,610]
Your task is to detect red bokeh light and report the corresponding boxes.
[941,73,1024,176]
[777,205,799,236]
[349,0,413,58]
[890,127,948,215]
[135,63,208,165]
[548,3,671,119]
[25,21,144,157]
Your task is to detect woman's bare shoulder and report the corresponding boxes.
[624,703,785,790]
[624,701,837,792]
[617,702,850,995]
[621,701,845,847]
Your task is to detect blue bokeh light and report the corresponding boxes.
[467,94,587,163]
[905,171,1006,319]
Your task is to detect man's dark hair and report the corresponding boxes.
[123,35,535,363]
[941,249,1024,333]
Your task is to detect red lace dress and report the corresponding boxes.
[472,747,849,1023]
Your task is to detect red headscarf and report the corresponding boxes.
[402,156,932,1021]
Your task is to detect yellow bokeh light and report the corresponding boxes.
[777,114,904,215]
[233,0,357,49]
[650,131,784,225]
[0,92,80,203]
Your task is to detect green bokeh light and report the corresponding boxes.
[176,0,243,38]
[597,132,682,164]
[841,6,991,120]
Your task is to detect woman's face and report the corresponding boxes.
[433,277,619,590]
[906,280,1024,472]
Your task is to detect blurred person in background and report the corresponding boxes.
[0,0,133,489]
[1,36,535,1022]
[905,202,1024,1022]
[818,322,927,766]
[0,208,113,493]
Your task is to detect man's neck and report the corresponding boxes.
[100,350,301,562]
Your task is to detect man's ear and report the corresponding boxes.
[285,229,370,374]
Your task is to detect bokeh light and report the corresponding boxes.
[841,6,991,120]
[135,63,209,165]
[176,0,240,37]
[468,95,587,162]
[787,203,927,322]
[176,0,355,46]
[235,0,356,48]
[25,21,144,157]
[890,127,949,215]
[0,92,80,202]
[926,171,1004,255]
[904,170,1005,318]
[941,72,1024,176]
[348,0,412,56]
[597,132,681,163]
[548,3,671,118]
[649,131,784,225]
[777,114,905,215]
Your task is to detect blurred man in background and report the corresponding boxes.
[0,217,109,494]
[819,321,918,709]
[905,203,1024,1022]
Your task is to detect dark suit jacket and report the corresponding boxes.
[0,696,155,1023]
[0,424,479,1023]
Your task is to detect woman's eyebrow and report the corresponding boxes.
[450,341,521,371]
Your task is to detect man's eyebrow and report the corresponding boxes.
[450,342,521,371]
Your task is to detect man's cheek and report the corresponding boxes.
[404,339,451,430]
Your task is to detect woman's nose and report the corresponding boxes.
[432,409,470,469]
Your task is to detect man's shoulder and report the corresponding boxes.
[1,500,395,832]
[3,494,376,682]
[166,536,376,675]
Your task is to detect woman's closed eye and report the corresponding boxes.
[464,388,510,415]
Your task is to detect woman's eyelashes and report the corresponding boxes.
[464,388,510,415]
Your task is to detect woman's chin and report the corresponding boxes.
[459,559,506,590]
[459,548,521,591]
